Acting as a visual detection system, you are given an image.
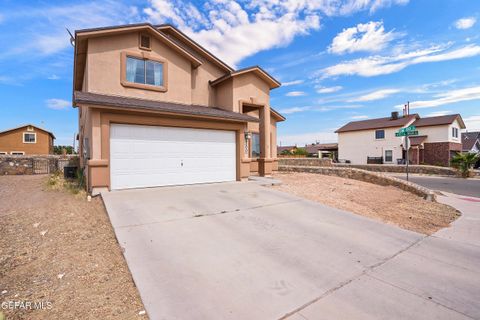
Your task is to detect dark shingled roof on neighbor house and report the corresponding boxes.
[335,114,418,133]
[462,131,480,151]
[412,114,465,128]
[74,91,259,123]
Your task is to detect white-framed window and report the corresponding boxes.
[10,151,25,155]
[126,56,164,87]
[23,132,36,143]
[452,127,459,138]
[384,150,393,162]
[375,129,385,139]
[0,151,7,155]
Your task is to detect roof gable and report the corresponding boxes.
[0,124,55,139]
[412,114,465,128]
[210,66,281,89]
[155,24,234,72]
[336,114,418,133]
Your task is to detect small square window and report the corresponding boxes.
[139,34,151,50]
[375,130,385,139]
[23,133,36,143]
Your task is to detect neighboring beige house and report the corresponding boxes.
[73,23,285,191]
[0,124,55,155]
[336,112,465,166]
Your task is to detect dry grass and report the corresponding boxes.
[272,172,460,235]
[0,175,147,320]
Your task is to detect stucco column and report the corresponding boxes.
[259,105,273,176]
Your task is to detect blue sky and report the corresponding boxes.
[1,0,480,146]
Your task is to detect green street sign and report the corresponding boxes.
[396,125,418,137]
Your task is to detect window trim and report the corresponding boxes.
[0,151,7,155]
[139,33,152,51]
[384,149,393,163]
[120,51,168,92]
[23,132,37,144]
[375,129,385,140]
[10,151,25,155]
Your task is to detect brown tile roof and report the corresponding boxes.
[462,131,480,151]
[412,114,465,128]
[335,114,418,133]
[277,145,296,154]
[74,91,259,123]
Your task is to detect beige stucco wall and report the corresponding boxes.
[0,127,53,155]
[232,73,270,112]
[191,59,225,106]
[338,127,405,164]
[418,119,462,143]
[214,79,234,111]
[86,32,193,104]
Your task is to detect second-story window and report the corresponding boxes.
[375,129,385,139]
[126,56,164,87]
[452,127,459,138]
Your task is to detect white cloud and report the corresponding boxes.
[282,79,304,86]
[48,74,60,80]
[317,86,343,94]
[286,91,306,97]
[46,98,70,110]
[350,115,369,120]
[395,86,480,109]
[278,131,337,146]
[464,115,480,130]
[320,44,480,78]
[425,110,454,117]
[329,21,400,55]
[455,17,476,30]
[279,104,362,114]
[279,106,311,114]
[144,0,409,67]
[349,88,401,101]
[370,0,409,12]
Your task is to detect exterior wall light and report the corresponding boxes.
[244,132,252,140]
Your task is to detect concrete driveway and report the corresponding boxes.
[102,182,480,320]
[395,174,480,197]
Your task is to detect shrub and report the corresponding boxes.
[451,152,479,178]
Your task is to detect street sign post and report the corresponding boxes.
[396,125,419,181]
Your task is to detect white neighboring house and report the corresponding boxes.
[336,112,465,166]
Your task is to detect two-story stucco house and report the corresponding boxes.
[0,124,55,155]
[73,23,285,191]
[336,112,465,166]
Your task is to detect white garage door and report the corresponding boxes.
[110,124,236,190]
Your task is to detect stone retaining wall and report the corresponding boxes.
[279,165,436,201]
[279,158,333,167]
[278,158,457,176]
[0,155,79,175]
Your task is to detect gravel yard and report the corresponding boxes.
[272,172,460,235]
[0,175,146,320]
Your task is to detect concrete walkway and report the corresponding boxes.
[102,182,480,320]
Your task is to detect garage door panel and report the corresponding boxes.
[110,124,236,190]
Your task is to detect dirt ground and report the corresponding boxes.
[272,172,460,235]
[0,175,147,320]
